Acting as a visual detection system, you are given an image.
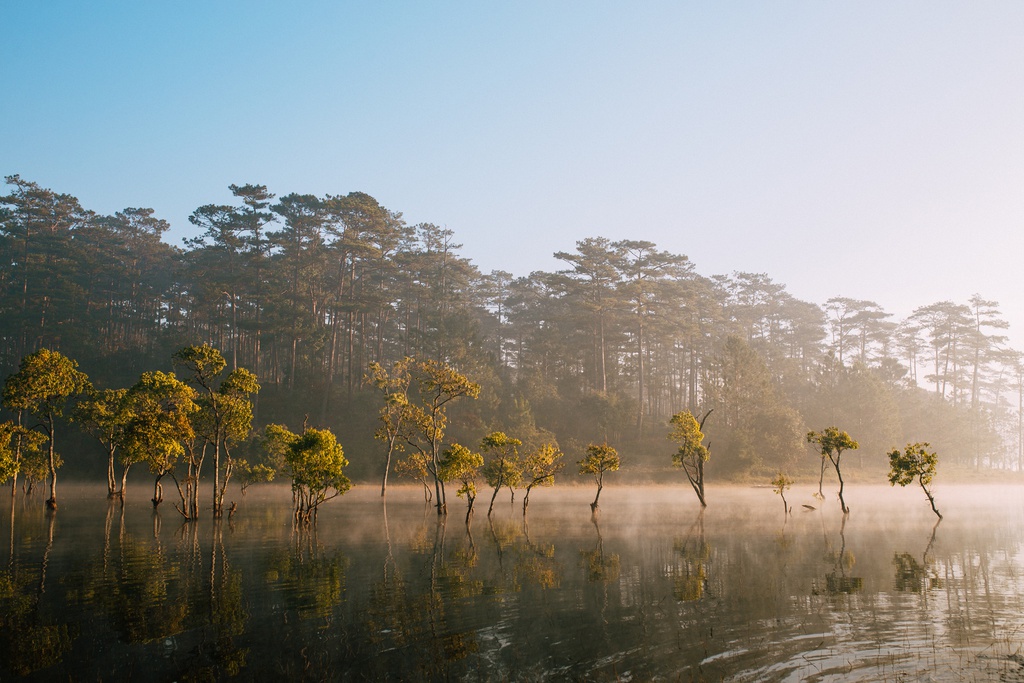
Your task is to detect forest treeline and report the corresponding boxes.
[1,174,1021,483]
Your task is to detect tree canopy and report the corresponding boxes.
[2,174,1024,490]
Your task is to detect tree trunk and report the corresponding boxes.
[119,463,132,502]
[833,457,848,514]
[45,417,57,510]
[152,471,164,508]
[487,483,502,516]
[920,479,942,519]
[591,480,603,511]
[107,448,117,498]
[212,440,221,517]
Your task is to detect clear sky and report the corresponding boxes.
[4,2,1024,342]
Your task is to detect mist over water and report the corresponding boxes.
[3,482,1024,681]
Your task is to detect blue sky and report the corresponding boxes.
[4,2,1024,341]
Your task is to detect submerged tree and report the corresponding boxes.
[0,423,20,489]
[0,420,45,497]
[122,371,197,508]
[578,443,620,512]
[439,443,484,523]
[73,388,133,500]
[236,459,276,496]
[286,427,351,524]
[481,431,523,516]
[399,359,480,516]
[887,442,942,519]
[520,443,564,515]
[256,423,298,498]
[366,359,413,497]
[668,409,712,508]
[395,451,433,502]
[2,349,91,510]
[212,367,260,510]
[771,472,793,516]
[807,427,859,514]
[173,344,259,517]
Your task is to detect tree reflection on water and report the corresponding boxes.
[3,484,1024,681]
[1,504,72,677]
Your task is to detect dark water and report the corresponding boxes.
[2,482,1024,681]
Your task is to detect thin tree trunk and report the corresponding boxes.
[920,478,942,519]
[45,416,57,510]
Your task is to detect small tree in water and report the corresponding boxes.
[439,443,484,524]
[771,472,793,516]
[0,420,46,497]
[73,388,133,500]
[481,431,522,516]
[668,410,711,508]
[173,344,259,518]
[2,349,91,510]
[366,359,412,497]
[807,427,858,514]
[396,359,481,516]
[286,427,351,525]
[395,451,433,502]
[578,443,619,512]
[887,442,941,519]
[521,443,564,515]
[122,371,197,509]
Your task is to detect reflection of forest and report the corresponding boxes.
[5,492,1024,680]
[1,505,72,677]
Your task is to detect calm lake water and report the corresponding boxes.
[2,481,1024,681]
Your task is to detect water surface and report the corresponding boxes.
[3,482,1024,681]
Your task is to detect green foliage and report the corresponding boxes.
[807,426,859,513]
[237,461,276,493]
[3,174,1023,484]
[669,411,708,467]
[74,388,132,441]
[172,344,227,390]
[0,422,20,482]
[2,348,90,505]
[578,443,620,477]
[366,358,413,494]
[73,387,133,495]
[171,344,259,516]
[259,423,298,474]
[481,431,523,514]
[18,443,52,487]
[439,442,484,501]
[771,472,793,515]
[807,427,859,464]
[771,472,793,495]
[287,427,351,523]
[887,442,938,487]
[123,371,197,475]
[669,410,711,507]
[3,348,91,419]
[0,422,45,486]
[395,357,481,513]
[522,443,564,490]
[887,441,942,518]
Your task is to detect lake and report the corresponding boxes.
[2,481,1024,681]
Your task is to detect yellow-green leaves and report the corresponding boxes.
[669,410,708,467]
[888,442,938,488]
